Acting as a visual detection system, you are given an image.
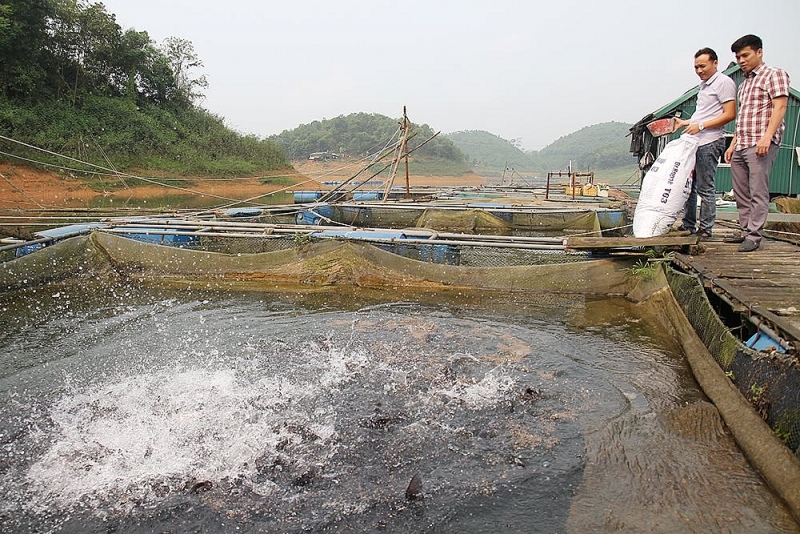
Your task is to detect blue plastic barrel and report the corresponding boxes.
[293,191,323,203]
[353,192,380,201]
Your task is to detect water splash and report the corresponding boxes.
[1,290,793,533]
[23,339,380,512]
[10,319,538,529]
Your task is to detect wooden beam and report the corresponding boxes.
[565,235,698,250]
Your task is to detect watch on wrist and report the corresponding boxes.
[698,123,705,131]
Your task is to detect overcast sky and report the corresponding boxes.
[99,0,799,151]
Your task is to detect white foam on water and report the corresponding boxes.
[16,320,526,526]
[426,367,516,410]
[318,342,371,390]
[28,369,295,505]
[23,340,374,512]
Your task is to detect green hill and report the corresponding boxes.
[446,122,637,179]
[537,121,636,172]
[0,0,287,176]
[270,113,470,175]
[445,130,540,175]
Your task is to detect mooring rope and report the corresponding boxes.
[0,171,49,209]
[0,135,250,204]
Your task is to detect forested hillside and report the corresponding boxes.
[448,122,636,176]
[537,121,635,172]
[271,113,470,175]
[0,1,636,180]
[445,130,540,173]
[0,0,287,175]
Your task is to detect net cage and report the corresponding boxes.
[666,266,800,454]
[186,234,590,267]
[0,232,631,297]
[315,205,610,237]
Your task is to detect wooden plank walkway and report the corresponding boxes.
[672,232,800,346]
[565,235,698,250]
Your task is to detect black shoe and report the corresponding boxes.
[738,239,759,252]
[677,225,696,234]
[724,235,746,243]
[696,229,712,240]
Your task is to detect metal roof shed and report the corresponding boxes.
[629,64,800,196]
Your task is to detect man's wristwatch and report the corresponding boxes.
[698,123,705,131]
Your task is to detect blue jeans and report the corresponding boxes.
[682,137,726,233]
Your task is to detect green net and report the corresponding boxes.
[415,208,512,234]
[666,266,800,454]
[0,232,634,296]
[316,205,605,237]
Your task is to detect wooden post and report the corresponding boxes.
[403,106,410,199]
[382,107,409,201]
[545,171,551,200]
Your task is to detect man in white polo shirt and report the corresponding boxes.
[675,47,737,238]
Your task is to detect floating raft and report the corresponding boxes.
[672,237,800,347]
[220,200,629,237]
[565,235,699,250]
[4,213,705,264]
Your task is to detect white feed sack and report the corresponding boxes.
[633,135,699,238]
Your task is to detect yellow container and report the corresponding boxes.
[582,184,598,197]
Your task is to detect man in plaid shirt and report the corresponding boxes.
[723,34,790,252]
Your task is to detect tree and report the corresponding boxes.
[45,0,123,104]
[110,28,152,99]
[160,36,208,105]
[0,0,54,100]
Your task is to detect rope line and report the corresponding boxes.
[0,135,250,204]
[0,128,410,214]
[0,172,49,209]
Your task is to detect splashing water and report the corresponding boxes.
[0,286,795,533]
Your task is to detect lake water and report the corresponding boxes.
[0,281,796,533]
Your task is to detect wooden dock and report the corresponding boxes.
[565,235,699,250]
[671,231,800,346]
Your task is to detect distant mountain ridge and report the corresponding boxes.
[271,113,464,163]
[271,114,635,178]
[446,122,635,174]
[270,112,471,176]
[445,130,540,172]
[537,121,635,172]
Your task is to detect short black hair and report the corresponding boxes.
[731,34,763,54]
[695,48,718,62]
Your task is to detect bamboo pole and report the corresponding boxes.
[403,107,411,199]
[382,129,406,201]
[98,227,567,250]
[104,218,566,244]
[323,200,615,214]
[317,137,404,203]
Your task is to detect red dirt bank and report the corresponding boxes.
[0,162,486,210]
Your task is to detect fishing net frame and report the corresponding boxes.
[665,266,800,451]
[633,266,800,521]
[0,232,634,295]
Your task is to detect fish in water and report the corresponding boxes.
[189,479,213,493]
[405,473,423,501]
